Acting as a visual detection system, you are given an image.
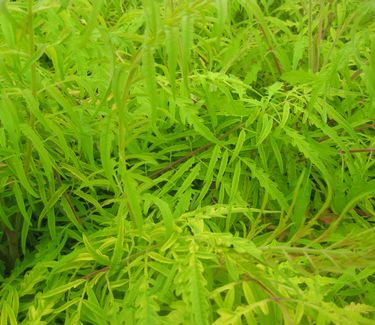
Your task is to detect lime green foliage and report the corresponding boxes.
[0,0,374,323]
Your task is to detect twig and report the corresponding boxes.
[258,26,283,75]
[339,148,375,154]
[318,123,374,142]
[83,244,161,280]
[149,122,245,179]
[353,123,374,132]
[83,266,110,280]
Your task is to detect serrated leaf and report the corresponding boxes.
[111,214,125,266]
[82,234,111,266]
[165,25,178,97]
[38,184,70,228]
[181,13,194,92]
[135,278,161,325]
[243,158,288,210]
[39,279,86,299]
[20,124,54,183]
[196,145,221,202]
[61,196,83,231]
[175,163,201,197]
[230,129,246,165]
[216,150,229,188]
[187,243,210,325]
[124,171,144,231]
[256,114,273,146]
[269,136,284,174]
[242,282,255,304]
[340,180,375,217]
[230,160,241,201]
[189,115,221,144]
[144,194,174,235]
[157,157,194,195]
[143,43,158,128]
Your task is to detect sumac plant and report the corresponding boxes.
[0,0,374,324]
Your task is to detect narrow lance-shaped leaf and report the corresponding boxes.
[144,194,174,236]
[175,163,201,197]
[216,149,229,189]
[189,115,221,144]
[9,156,39,197]
[181,12,194,93]
[20,124,54,183]
[60,196,83,231]
[111,208,126,266]
[256,113,273,146]
[39,279,86,299]
[165,25,178,98]
[159,157,196,197]
[82,234,111,266]
[243,158,288,210]
[12,183,30,225]
[230,129,246,165]
[142,42,158,129]
[196,145,221,202]
[124,171,144,231]
[289,166,312,237]
[38,184,70,228]
[100,113,115,183]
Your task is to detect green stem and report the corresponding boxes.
[308,0,314,72]
[28,0,37,99]
[24,0,37,174]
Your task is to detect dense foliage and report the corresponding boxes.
[0,0,374,323]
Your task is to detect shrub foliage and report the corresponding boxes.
[0,0,374,323]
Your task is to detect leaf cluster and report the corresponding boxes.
[0,0,374,323]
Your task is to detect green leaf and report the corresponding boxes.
[283,127,331,182]
[189,115,221,144]
[39,279,86,299]
[9,156,38,198]
[20,124,54,183]
[175,163,201,197]
[159,158,196,197]
[175,241,210,325]
[289,167,312,236]
[124,171,144,231]
[256,114,273,146]
[38,184,70,228]
[230,129,246,165]
[82,234,111,266]
[292,36,308,70]
[144,194,174,235]
[0,204,13,230]
[196,145,221,202]
[181,13,194,93]
[230,160,241,202]
[12,182,30,225]
[143,42,158,128]
[135,278,161,325]
[214,0,228,36]
[269,136,284,174]
[340,180,375,217]
[243,158,288,210]
[165,25,178,98]
[216,150,229,188]
[61,196,83,231]
[100,114,115,184]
